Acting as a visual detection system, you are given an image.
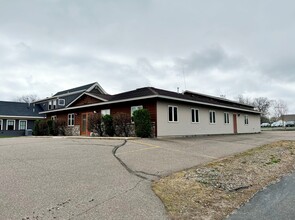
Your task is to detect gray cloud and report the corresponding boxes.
[0,0,295,113]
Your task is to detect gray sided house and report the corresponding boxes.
[37,82,261,137]
[0,101,45,136]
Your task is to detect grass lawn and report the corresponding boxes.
[153,141,295,220]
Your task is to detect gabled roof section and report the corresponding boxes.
[0,101,45,118]
[54,82,107,96]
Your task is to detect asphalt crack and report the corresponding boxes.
[112,140,160,181]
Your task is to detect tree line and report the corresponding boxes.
[237,95,288,123]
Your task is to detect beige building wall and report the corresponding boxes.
[157,101,261,137]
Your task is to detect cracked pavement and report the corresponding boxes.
[1,131,295,219]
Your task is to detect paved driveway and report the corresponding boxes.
[1,131,295,219]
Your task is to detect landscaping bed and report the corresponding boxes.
[152,140,295,220]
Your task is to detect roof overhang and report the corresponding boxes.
[0,115,46,119]
[39,95,260,115]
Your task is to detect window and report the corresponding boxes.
[191,108,199,123]
[68,113,75,126]
[53,100,57,109]
[7,120,15,130]
[0,119,2,130]
[168,106,178,122]
[48,101,52,110]
[19,120,27,130]
[209,111,216,124]
[131,105,143,122]
[101,109,110,116]
[224,112,230,124]
[58,99,65,106]
[51,115,57,121]
[244,115,249,125]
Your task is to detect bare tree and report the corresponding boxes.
[236,95,253,105]
[273,100,288,119]
[253,97,271,117]
[15,94,39,103]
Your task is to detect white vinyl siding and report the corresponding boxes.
[168,106,178,122]
[209,111,216,124]
[19,120,27,130]
[157,101,261,136]
[191,108,199,123]
[68,113,75,126]
[224,112,230,124]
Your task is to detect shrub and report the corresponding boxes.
[33,119,60,136]
[133,109,152,138]
[102,114,115,137]
[56,120,67,136]
[113,112,132,137]
[88,113,103,136]
[33,120,41,136]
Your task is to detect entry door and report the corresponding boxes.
[233,114,238,134]
[81,113,88,136]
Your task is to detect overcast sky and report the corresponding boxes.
[0,0,294,113]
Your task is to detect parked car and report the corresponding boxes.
[261,123,270,127]
[271,120,286,127]
[285,121,295,127]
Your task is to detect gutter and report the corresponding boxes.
[0,115,46,119]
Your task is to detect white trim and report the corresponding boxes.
[101,109,110,116]
[209,110,216,124]
[86,82,107,94]
[168,105,178,122]
[244,115,249,125]
[84,92,108,101]
[191,108,200,123]
[66,92,108,108]
[0,119,2,130]
[58,99,65,106]
[6,119,15,130]
[224,112,230,124]
[19,120,27,130]
[68,113,75,126]
[0,115,45,119]
[39,94,261,115]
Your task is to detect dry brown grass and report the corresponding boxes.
[152,141,295,220]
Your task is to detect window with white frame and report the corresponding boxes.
[58,99,65,106]
[168,106,178,122]
[0,119,3,130]
[131,105,143,122]
[209,111,216,124]
[7,120,15,130]
[224,112,230,124]
[19,120,27,130]
[101,109,110,116]
[53,99,57,109]
[51,115,57,121]
[191,108,199,123]
[48,100,52,110]
[244,115,249,125]
[68,113,75,126]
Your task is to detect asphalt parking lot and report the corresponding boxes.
[1,131,295,220]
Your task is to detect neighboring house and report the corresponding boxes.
[0,101,45,136]
[36,82,261,137]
